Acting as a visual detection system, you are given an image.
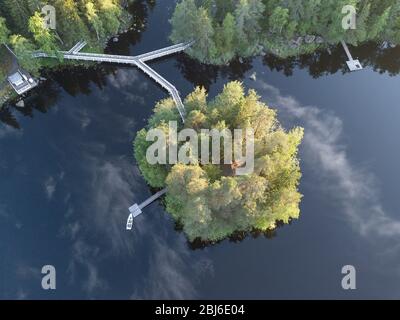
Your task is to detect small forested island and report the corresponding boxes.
[134,81,303,242]
[170,0,400,65]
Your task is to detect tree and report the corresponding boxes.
[52,0,91,47]
[170,0,216,63]
[269,6,289,34]
[170,0,198,44]
[26,0,42,13]
[0,17,10,44]
[214,13,236,63]
[9,34,41,74]
[234,0,252,54]
[368,6,391,40]
[193,7,216,62]
[0,0,31,35]
[94,0,122,35]
[134,128,169,188]
[84,1,105,41]
[28,12,58,53]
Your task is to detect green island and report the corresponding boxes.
[170,0,400,65]
[134,81,303,242]
[0,0,133,108]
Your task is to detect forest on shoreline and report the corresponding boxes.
[170,0,400,65]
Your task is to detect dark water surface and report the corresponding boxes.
[1,1,400,299]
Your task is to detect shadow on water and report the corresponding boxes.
[171,219,292,250]
[105,0,156,55]
[0,107,20,129]
[44,65,112,97]
[187,221,292,250]
[175,55,253,90]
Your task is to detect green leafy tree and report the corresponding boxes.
[193,7,217,62]
[0,17,10,44]
[28,12,58,53]
[9,34,41,74]
[52,0,91,47]
[170,0,216,63]
[0,0,31,35]
[269,6,289,34]
[84,1,105,41]
[26,0,42,13]
[94,0,122,35]
[134,128,169,188]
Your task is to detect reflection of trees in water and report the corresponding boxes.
[46,65,112,97]
[0,107,20,129]
[0,79,61,128]
[177,42,400,88]
[105,0,154,55]
[354,43,400,76]
[175,55,253,90]
[263,42,400,78]
[0,63,122,128]
[185,221,292,250]
[175,45,342,85]
[20,79,60,114]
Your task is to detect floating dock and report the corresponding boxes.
[126,188,167,230]
[341,41,363,71]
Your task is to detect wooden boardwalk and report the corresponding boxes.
[33,41,193,122]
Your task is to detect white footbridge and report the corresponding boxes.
[33,41,192,229]
[33,40,193,121]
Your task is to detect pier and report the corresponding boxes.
[341,41,363,71]
[126,188,167,230]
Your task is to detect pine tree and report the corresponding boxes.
[215,13,236,63]
[0,17,10,44]
[170,0,198,44]
[269,6,289,34]
[1,0,31,35]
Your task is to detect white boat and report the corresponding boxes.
[126,214,133,230]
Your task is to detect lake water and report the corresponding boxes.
[1,0,400,299]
